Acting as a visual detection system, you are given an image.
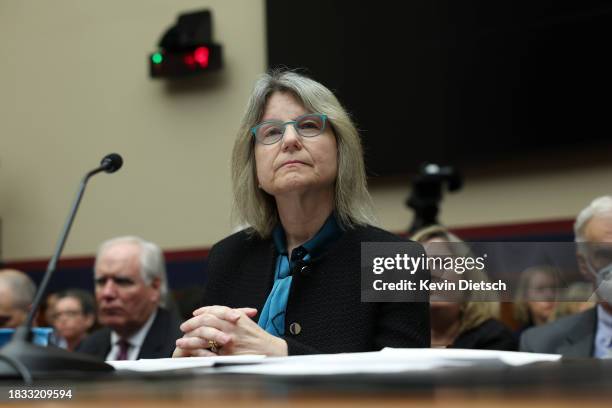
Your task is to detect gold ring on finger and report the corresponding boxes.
[208,339,219,353]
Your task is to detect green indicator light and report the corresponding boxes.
[152,53,163,64]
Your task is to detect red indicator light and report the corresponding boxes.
[193,47,209,68]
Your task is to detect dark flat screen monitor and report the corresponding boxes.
[266,0,612,176]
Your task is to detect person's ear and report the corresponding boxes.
[85,313,95,330]
[576,251,591,281]
[150,277,161,302]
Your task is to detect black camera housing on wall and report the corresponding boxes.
[149,10,223,79]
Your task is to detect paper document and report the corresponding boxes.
[109,355,266,372]
[213,348,561,376]
[109,349,561,375]
[380,347,562,366]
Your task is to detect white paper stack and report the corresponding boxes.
[109,348,561,375]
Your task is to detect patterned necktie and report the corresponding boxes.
[115,338,130,360]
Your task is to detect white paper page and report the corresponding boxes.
[109,355,266,372]
[380,347,562,366]
[211,350,472,376]
[211,348,561,376]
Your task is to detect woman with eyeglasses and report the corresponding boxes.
[173,70,429,357]
[51,289,96,351]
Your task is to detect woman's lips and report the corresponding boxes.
[279,160,307,169]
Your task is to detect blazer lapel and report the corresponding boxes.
[85,328,112,360]
[137,308,165,359]
[557,308,597,357]
[230,241,277,321]
[100,329,112,360]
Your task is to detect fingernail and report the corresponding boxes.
[230,311,240,320]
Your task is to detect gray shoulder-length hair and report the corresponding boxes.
[231,69,376,238]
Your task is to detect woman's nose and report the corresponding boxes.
[281,125,302,151]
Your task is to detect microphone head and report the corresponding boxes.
[100,153,123,173]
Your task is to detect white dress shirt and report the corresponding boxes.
[593,305,612,358]
[106,309,158,361]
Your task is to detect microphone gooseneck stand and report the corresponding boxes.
[0,154,124,382]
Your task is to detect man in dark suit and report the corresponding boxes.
[521,196,612,357]
[520,307,597,357]
[78,236,181,360]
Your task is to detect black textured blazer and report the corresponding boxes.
[203,225,430,355]
[77,307,182,360]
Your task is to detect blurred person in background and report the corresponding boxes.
[412,225,517,351]
[43,292,59,327]
[52,289,96,351]
[0,269,36,328]
[513,265,559,339]
[521,195,612,357]
[78,236,181,360]
[553,282,596,319]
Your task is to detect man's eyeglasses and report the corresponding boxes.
[51,310,83,320]
[251,113,328,145]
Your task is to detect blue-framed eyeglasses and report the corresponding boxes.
[251,113,328,145]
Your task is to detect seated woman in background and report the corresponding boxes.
[412,225,517,351]
[174,70,429,357]
[51,289,96,351]
[513,266,559,339]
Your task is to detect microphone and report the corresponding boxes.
[0,153,123,382]
[100,153,123,173]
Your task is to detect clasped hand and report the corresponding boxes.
[173,305,288,357]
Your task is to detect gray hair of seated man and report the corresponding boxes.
[574,195,612,243]
[0,269,37,311]
[94,236,168,307]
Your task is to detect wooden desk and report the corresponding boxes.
[1,358,611,406]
